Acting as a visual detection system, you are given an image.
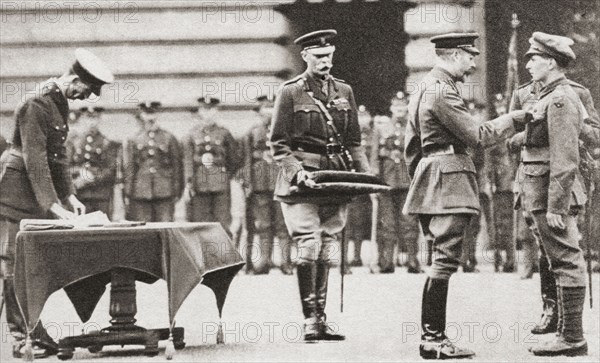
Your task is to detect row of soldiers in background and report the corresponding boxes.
[63,97,293,275]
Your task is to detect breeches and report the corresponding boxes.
[418,214,472,279]
[280,202,347,263]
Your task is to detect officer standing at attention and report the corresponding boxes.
[270,29,370,341]
[241,95,293,275]
[402,33,531,359]
[122,101,184,222]
[183,96,241,236]
[513,32,589,357]
[373,92,422,273]
[0,49,113,358]
[67,107,120,216]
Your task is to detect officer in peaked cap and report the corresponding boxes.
[430,32,480,55]
[121,101,184,222]
[270,29,370,341]
[403,32,532,359]
[183,96,241,235]
[66,106,120,216]
[0,48,113,358]
[71,48,114,96]
[506,31,597,357]
[240,94,294,275]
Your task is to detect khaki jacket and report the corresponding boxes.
[403,67,520,215]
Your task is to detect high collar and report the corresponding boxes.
[42,80,69,120]
[431,66,461,83]
[303,71,338,102]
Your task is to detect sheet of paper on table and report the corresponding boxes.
[20,211,111,231]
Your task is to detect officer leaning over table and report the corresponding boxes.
[0,48,113,359]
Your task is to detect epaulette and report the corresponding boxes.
[333,77,346,83]
[281,75,304,87]
[567,79,585,89]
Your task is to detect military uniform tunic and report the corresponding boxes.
[241,121,291,272]
[372,117,420,271]
[403,66,522,278]
[0,81,74,340]
[183,122,241,233]
[67,127,119,215]
[123,127,184,222]
[515,76,588,287]
[270,72,370,262]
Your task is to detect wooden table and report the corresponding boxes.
[14,222,245,360]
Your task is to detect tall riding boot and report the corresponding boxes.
[315,262,345,340]
[531,257,558,334]
[420,277,474,359]
[296,263,319,341]
[531,285,587,356]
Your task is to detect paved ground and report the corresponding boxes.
[1,259,599,362]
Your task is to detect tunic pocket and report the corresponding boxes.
[293,104,322,136]
[439,159,478,208]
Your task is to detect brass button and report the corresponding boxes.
[84,153,91,159]
[85,144,92,151]
[86,136,93,143]
[149,131,155,138]
[149,167,157,173]
[148,140,156,147]
[148,149,155,156]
